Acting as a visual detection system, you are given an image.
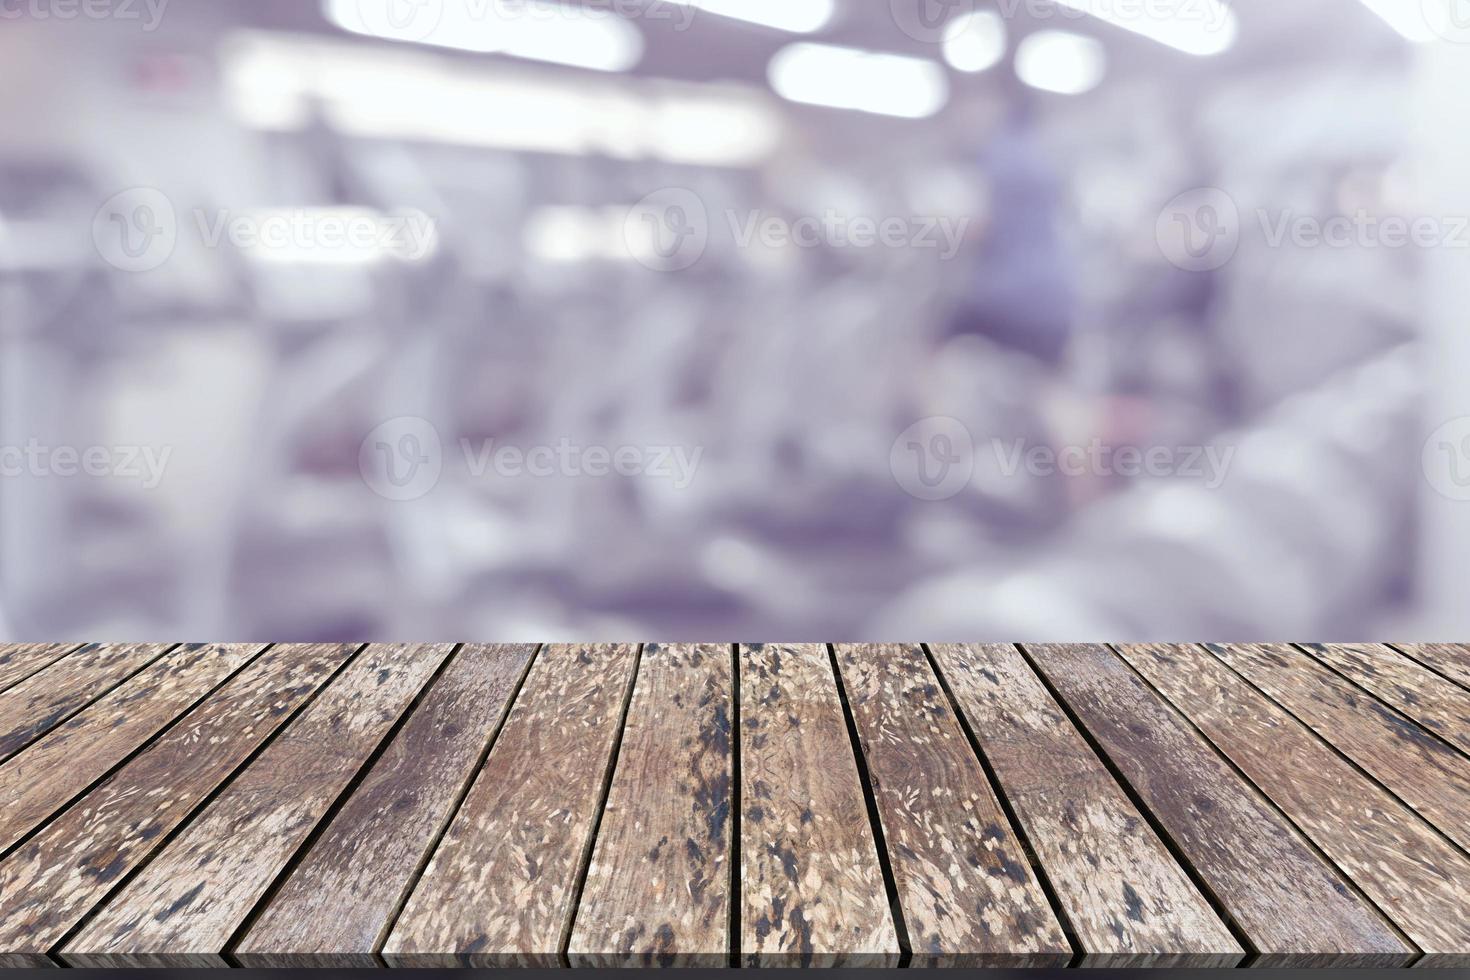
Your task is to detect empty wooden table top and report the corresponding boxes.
[1,642,1467,968]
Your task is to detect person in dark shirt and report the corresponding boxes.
[945,100,1075,368]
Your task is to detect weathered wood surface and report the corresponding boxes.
[833,644,1070,968]
[568,644,733,968]
[236,644,538,968]
[1395,644,1470,690]
[1023,644,1411,967]
[1302,644,1470,757]
[0,644,171,762]
[1123,644,1470,967]
[1211,643,1470,855]
[738,644,898,967]
[385,644,640,968]
[0,644,82,694]
[0,644,266,854]
[0,643,358,970]
[929,644,1242,968]
[63,644,454,968]
[6,639,1470,969]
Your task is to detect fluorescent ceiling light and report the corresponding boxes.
[1357,0,1437,41]
[768,43,949,119]
[1015,30,1106,94]
[679,0,834,33]
[1052,0,1237,55]
[323,0,644,71]
[222,32,780,167]
[943,10,1007,72]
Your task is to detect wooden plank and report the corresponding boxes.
[737,644,898,968]
[0,644,83,694]
[0,644,267,854]
[929,644,1242,968]
[1211,643,1470,855]
[1303,644,1470,757]
[0,643,359,970]
[0,644,172,762]
[832,644,1071,968]
[384,644,640,968]
[1022,644,1411,967]
[1122,644,1470,967]
[235,644,538,968]
[1395,644,1470,690]
[568,644,732,968]
[62,643,454,968]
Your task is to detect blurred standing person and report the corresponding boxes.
[915,93,1082,531]
[946,98,1077,368]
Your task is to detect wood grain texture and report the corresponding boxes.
[1210,643,1470,855]
[0,644,171,762]
[235,644,538,968]
[568,644,733,968]
[0,644,266,854]
[1303,644,1470,757]
[738,644,898,968]
[0,644,82,694]
[1395,644,1470,690]
[833,644,1070,968]
[1123,644,1470,967]
[929,644,1242,968]
[384,644,640,968]
[0,643,358,970]
[1023,644,1411,967]
[62,644,454,968]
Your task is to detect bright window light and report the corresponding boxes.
[323,0,644,72]
[1358,0,1437,41]
[943,10,1007,72]
[1053,0,1237,55]
[1015,31,1106,95]
[679,0,835,33]
[768,43,949,119]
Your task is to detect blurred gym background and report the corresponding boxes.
[1,0,1468,642]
